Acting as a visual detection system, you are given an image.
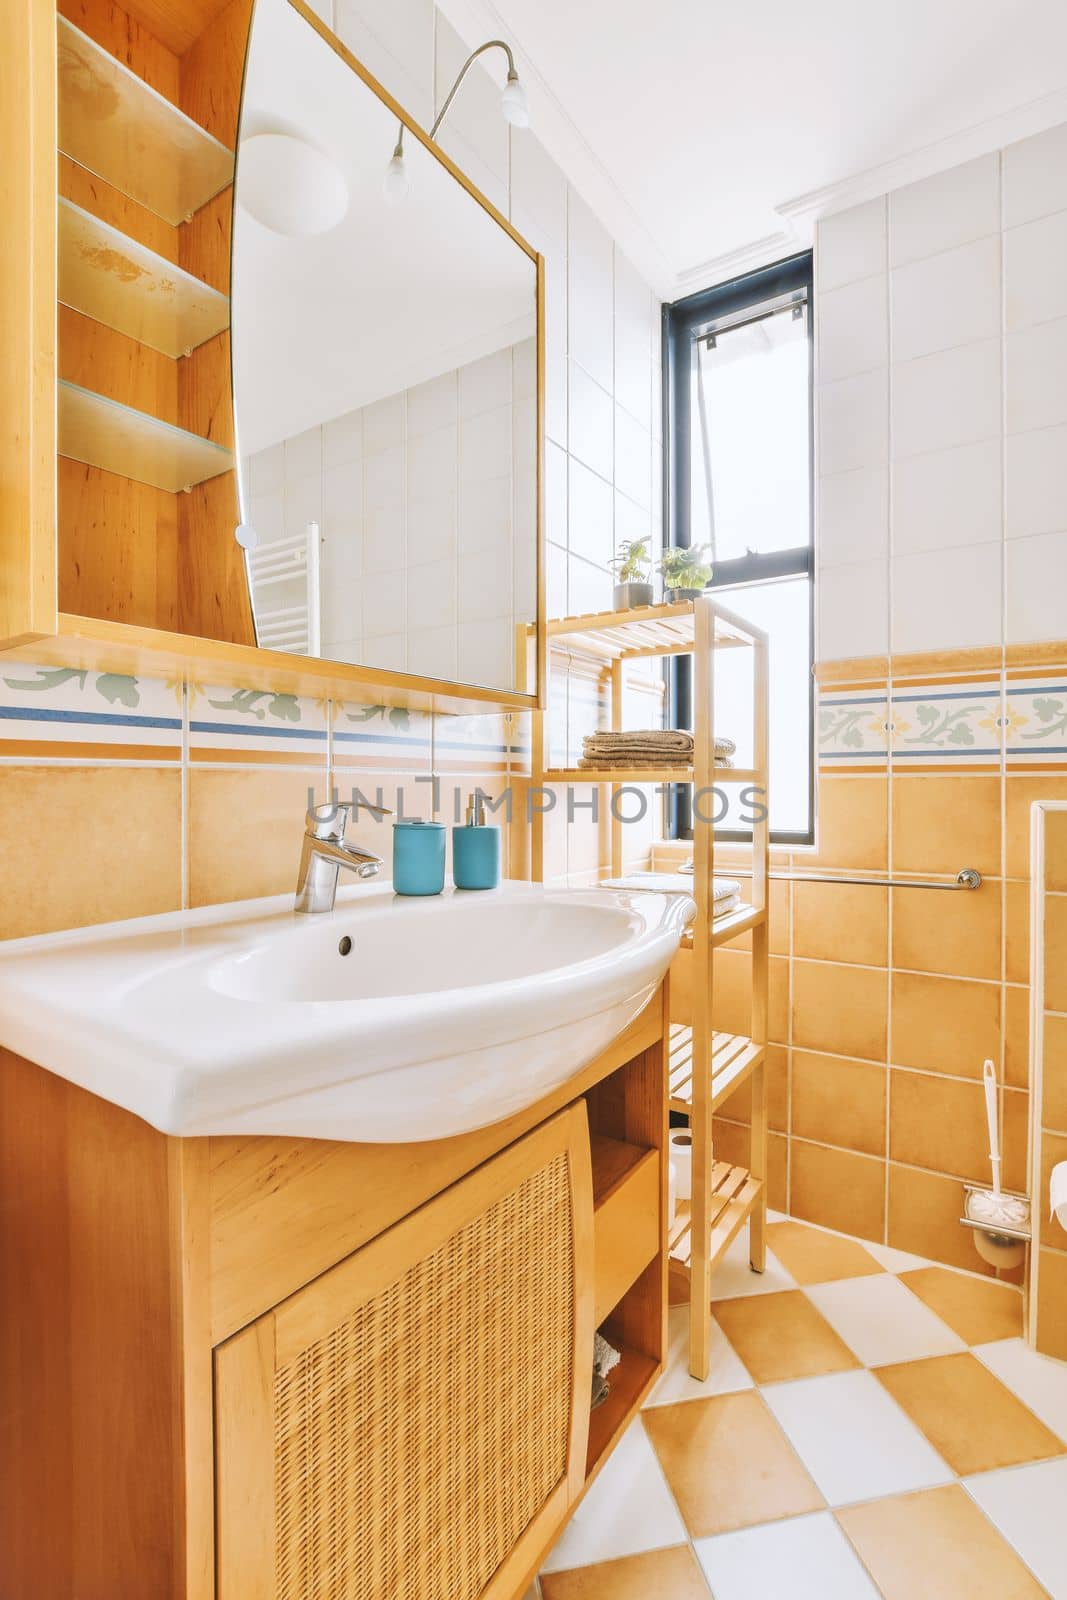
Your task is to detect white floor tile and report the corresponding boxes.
[762,1370,954,1506]
[539,1416,686,1573]
[862,1238,931,1273]
[974,1338,1067,1443]
[694,1511,881,1600]
[645,1305,754,1407]
[965,1459,1067,1600]
[805,1274,966,1366]
[710,1229,797,1300]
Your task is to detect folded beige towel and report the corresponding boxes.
[580,729,736,767]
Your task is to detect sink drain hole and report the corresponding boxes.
[338,935,353,956]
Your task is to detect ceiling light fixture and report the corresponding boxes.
[240,132,349,236]
[382,39,528,205]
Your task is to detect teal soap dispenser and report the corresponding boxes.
[452,791,500,890]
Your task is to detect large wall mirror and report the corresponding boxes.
[232,0,541,695]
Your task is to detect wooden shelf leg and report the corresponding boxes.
[610,659,624,879]
[687,599,715,1381]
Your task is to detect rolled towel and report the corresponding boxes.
[580,729,736,768]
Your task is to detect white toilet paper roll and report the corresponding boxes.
[1050,1160,1067,1231]
[670,1129,693,1203]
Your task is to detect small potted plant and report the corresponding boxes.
[658,544,713,601]
[610,539,654,609]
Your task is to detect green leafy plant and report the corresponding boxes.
[658,544,713,592]
[610,539,651,584]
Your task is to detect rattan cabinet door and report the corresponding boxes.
[215,1103,594,1600]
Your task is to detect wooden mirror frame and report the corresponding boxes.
[3,0,545,715]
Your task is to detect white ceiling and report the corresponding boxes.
[441,0,1067,297]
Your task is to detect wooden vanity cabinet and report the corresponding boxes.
[0,990,669,1599]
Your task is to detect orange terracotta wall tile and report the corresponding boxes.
[888,1162,996,1276]
[1035,1248,1067,1360]
[892,881,1003,982]
[790,1138,885,1241]
[1006,777,1067,878]
[793,881,888,967]
[891,971,1001,1078]
[1045,896,1067,1013]
[0,767,182,938]
[792,1051,887,1157]
[792,959,888,1061]
[808,777,888,870]
[892,774,1002,877]
[1043,1013,1067,1131]
[889,1069,992,1183]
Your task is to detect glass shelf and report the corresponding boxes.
[58,381,234,493]
[57,16,234,224]
[59,199,230,357]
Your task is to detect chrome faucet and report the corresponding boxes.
[295,799,391,914]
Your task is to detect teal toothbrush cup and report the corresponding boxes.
[392,819,446,896]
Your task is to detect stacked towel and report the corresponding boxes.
[578,729,735,769]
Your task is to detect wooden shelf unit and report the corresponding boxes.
[51,0,254,645]
[526,596,770,1382]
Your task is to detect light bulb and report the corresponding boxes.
[501,70,529,128]
[382,151,410,204]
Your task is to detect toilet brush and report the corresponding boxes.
[964,1059,1030,1231]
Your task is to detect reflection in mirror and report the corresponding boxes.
[232,0,539,693]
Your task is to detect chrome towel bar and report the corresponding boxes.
[680,865,982,891]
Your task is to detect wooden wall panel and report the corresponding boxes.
[59,153,179,263]
[59,304,179,422]
[59,458,180,630]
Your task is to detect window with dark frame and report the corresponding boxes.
[664,252,815,846]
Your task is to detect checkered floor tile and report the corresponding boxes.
[534,1219,1067,1600]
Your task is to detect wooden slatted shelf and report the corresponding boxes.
[667,1163,764,1291]
[680,902,767,950]
[543,599,755,661]
[543,765,760,785]
[668,1025,764,1116]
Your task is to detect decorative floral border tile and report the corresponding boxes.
[331,698,432,771]
[889,677,1003,769]
[432,712,509,775]
[818,686,891,770]
[0,664,182,760]
[188,682,329,765]
[1005,667,1067,770]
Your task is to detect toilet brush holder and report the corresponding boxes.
[960,1182,1031,1269]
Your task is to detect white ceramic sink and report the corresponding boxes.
[0,881,694,1142]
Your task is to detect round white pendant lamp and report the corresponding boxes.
[240,132,349,237]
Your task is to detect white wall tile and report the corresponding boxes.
[568,553,611,615]
[249,442,284,496]
[408,492,455,565]
[1006,529,1067,642]
[363,394,405,454]
[1006,423,1067,538]
[1003,122,1067,228]
[510,131,567,255]
[818,369,889,474]
[458,618,512,687]
[249,491,284,546]
[324,459,362,536]
[892,541,1002,652]
[324,410,362,468]
[889,153,1000,266]
[458,475,510,556]
[568,361,614,480]
[567,457,613,568]
[614,251,654,430]
[614,490,652,558]
[891,338,1001,459]
[1006,315,1067,433]
[458,348,512,418]
[890,234,1001,362]
[407,372,457,438]
[818,466,889,567]
[285,426,322,482]
[543,248,568,449]
[408,423,457,498]
[544,440,568,549]
[614,406,652,509]
[407,558,455,630]
[333,0,432,126]
[458,540,511,622]
[363,569,406,637]
[407,625,457,680]
[818,559,889,659]
[1006,209,1067,333]
[545,540,567,617]
[363,444,405,508]
[459,405,511,481]
[567,192,614,391]
[818,275,888,382]
[284,471,321,537]
[817,197,886,291]
[892,437,1002,555]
